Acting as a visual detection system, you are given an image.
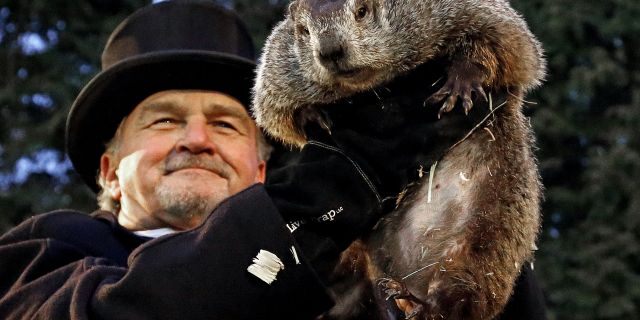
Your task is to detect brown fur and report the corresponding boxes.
[252,0,545,318]
[363,91,542,319]
[252,0,545,146]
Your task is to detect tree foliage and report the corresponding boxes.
[510,0,640,318]
[0,0,148,229]
[0,0,638,318]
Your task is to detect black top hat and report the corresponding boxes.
[66,0,256,192]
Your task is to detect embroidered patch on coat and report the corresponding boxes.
[247,250,285,284]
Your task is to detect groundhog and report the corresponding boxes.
[253,0,545,147]
[253,0,545,319]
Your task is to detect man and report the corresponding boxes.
[0,1,402,318]
[0,1,546,319]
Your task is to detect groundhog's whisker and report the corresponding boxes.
[446,93,507,152]
[372,88,382,101]
[427,161,438,204]
[484,127,496,141]
[507,90,538,106]
[402,262,440,280]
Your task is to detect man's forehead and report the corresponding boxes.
[131,90,251,120]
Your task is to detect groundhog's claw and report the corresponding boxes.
[427,59,488,119]
[294,107,333,138]
[474,83,489,102]
[441,94,459,118]
[377,278,427,319]
[428,76,487,118]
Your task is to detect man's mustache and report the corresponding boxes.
[164,152,231,179]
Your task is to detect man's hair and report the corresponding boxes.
[96,116,273,212]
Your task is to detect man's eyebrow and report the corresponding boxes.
[134,99,251,124]
[204,102,251,121]
[136,100,184,124]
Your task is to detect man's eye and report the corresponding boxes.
[150,118,178,127]
[212,121,237,130]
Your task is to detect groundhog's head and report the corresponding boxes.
[289,0,420,94]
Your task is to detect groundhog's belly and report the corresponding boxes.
[366,126,496,297]
[389,156,477,293]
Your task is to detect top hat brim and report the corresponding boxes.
[66,50,256,192]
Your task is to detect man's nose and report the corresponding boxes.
[176,120,216,154]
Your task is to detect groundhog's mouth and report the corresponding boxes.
[335,68,359,77]
[334,67,374,82]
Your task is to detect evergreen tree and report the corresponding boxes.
[0,0,146,230]
[512,0,640,318]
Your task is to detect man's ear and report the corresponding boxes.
[100,153,121,201]
[255,161,267,183]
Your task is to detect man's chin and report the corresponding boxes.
[155,184,230,226]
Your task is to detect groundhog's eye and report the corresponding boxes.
[355,6,368,21]
[296,24,310,36]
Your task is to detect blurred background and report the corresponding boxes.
[0,0,638,318]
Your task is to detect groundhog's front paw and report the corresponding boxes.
[426,61,488,118]
[378,278,427,319]
[293,107,332,139]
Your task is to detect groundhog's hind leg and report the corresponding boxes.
[378,278,427,319]
[427,57,488,118]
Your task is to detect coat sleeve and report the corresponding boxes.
[497,264,548,320]
[0,184,333,320]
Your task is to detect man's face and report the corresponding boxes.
[100,90,266,230]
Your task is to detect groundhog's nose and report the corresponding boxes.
[317,37,346,70]
[318,45,345,64]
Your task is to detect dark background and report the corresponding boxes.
[0,0,638,318]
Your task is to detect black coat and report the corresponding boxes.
[0,184,545,319]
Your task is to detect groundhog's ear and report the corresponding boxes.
[287,1,299,20]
